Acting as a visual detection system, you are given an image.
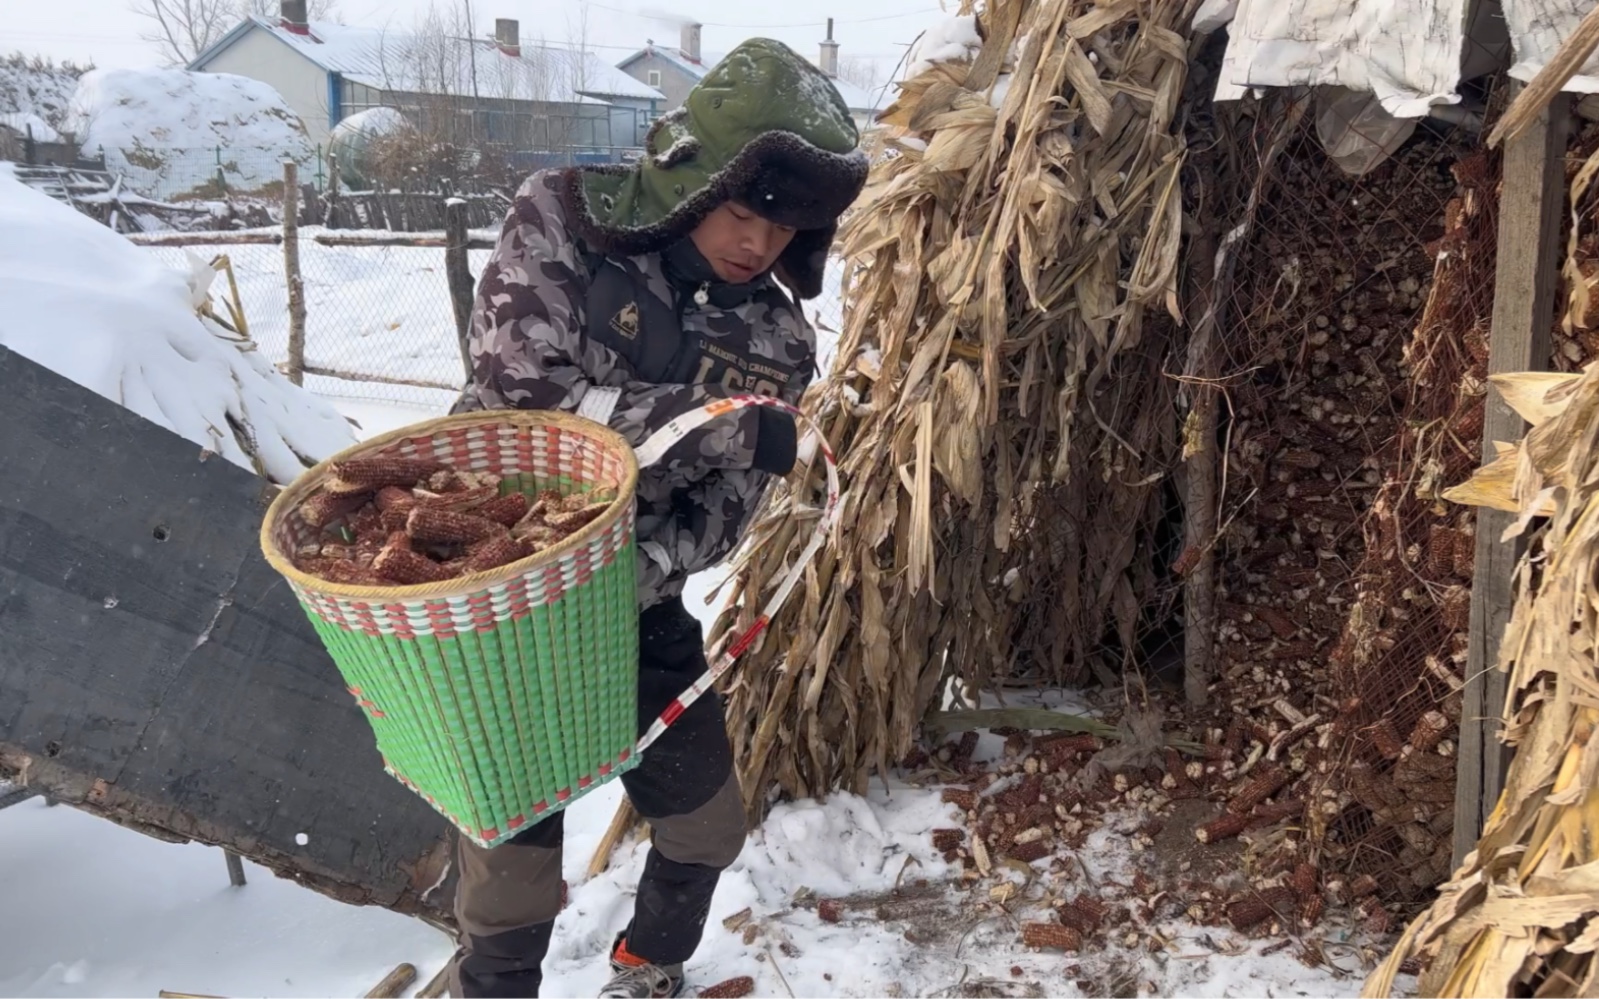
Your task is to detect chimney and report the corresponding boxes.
[280,0,310,35]
[819,18,839,78]
[681,22,702,64]
[495,18,520,57]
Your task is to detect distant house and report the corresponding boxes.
[616,20,886,133]
[187,0,665,162]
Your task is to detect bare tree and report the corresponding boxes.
[130,0,235,65]
[835,54,886,95]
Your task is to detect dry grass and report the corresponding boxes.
[706,0,1201,815]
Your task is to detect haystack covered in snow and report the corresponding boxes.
[67,68,314,200]
[0,174,353,483]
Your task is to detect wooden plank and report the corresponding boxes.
[125,232,284,247]
[301,364,458,392]
[0,344,454,920]
[1453,91,1571,868]
[224,849,247,887]
[313,232,494,250]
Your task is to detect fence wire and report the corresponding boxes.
[140,232,848,414]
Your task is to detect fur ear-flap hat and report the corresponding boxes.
[559,38,869,299]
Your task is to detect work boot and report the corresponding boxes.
[597,934,685,998]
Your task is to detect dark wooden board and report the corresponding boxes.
[1454,93,1570,867]
[0,344,455,921]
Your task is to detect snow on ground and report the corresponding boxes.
[0,174,354,484]
[68,68,314,200]
[0,54,83,136]
[0,232,1373,998]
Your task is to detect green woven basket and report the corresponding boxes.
[261,410,641,848]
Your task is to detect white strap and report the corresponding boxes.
[577,385,623,425]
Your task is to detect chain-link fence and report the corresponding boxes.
[138,230,848,415]
[103,145,326,204]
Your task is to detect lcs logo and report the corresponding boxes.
[609,302,640,340]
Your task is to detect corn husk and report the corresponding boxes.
[1365,360,1599,997]
[708,0,1199,815]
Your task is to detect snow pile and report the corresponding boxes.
[0,111,60,143]
[68,68,314,200]
[0,54,84,137]
[0,174,354,484]
[905,14,983,79]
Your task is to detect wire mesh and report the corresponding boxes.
[138,231,849,412]
[1205,93,1488,916]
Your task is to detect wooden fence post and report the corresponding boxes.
[324,151,341,228]
[445,197,475,385]
[283,161,307,387]
[1452,91,1570,868]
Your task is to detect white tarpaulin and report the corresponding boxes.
[1505,0,1599,92]
[1202,0,1599,116]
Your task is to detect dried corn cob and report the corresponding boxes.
[817,899,843,924]
[1407,710,1451,752]
[546,501,610,531]
[325,457,442,495]
[462,535,531,574]
[318,559,384,586]
[1196,812,1250,844]
[407,507,507,545]
[374,548,457,585]
[1289,862,1319,900]
[477,492,532,526]
[299,491,370,528]
[1225,887,1297,931]
[698,977,755,999]
[1368,718,1405,760]
[1226,765,1291,815]
[1300,893,1325,929]
[1006,840,1049,864]
[1020,923,1081,952]
[941,788,977,812]
[931,828,964,852]
[1057,896,1106,934]
[374,486,418,513]
[414,484,499,512]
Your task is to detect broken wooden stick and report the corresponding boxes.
[415,963,451,999]
[363,962,417,998]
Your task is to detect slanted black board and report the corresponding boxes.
[0,344,454,921]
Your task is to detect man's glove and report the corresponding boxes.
[750,407,799,476]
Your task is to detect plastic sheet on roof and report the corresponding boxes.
[1203,0,1599,116]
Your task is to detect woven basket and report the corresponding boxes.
[260,410,641,848]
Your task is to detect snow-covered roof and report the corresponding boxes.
[617,42,885,115]
[194,17,664,106]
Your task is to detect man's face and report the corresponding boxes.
[688,201,796,284]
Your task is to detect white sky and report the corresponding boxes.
[8,0,946,77]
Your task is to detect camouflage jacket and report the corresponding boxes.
[457,169,816,608]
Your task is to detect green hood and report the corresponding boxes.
[557,38,870,299]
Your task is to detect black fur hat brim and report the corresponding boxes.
[558,131,866,300]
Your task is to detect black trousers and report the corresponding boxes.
[451,598,746,998]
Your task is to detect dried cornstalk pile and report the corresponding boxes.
[1553,120,1599,372]
[709,0,1196,814]
[1363,363,1599,997]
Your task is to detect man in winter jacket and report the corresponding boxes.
[447,39,868,999]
